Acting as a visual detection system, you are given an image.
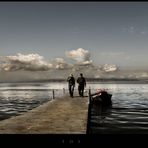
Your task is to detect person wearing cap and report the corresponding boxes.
[77,73,86,97]
[67,74,75,97]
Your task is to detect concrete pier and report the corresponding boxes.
[0,95,88,134]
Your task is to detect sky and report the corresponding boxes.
[0,2,148,69]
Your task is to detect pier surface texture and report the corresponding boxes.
[0,95,88,134]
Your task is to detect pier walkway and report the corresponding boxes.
[0,95,88,134]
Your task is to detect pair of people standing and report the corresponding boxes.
[67,73,86,97]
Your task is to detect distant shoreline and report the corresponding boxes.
[0,78,148,84]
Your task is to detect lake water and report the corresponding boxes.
[0,82,65,120]
[88,83,148,134]
[0,82,148,134]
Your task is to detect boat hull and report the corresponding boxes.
[92,93,112,106]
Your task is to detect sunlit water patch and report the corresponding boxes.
[0,82,65,120]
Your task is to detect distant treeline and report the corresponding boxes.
[47,78,147,82]
[1,78,148,83]
[35,78,148,83]
[85,78,144,81]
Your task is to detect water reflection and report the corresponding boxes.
[90,103,112,127]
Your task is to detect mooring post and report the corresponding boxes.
[89,87,91,104]
[63,88,65,95]
[52,89,55,99]
[87,87,92,134]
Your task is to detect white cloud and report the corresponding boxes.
[0,53,53,71]
[52,58,71,69]
[65,48,92,65]
[101,64,118,72]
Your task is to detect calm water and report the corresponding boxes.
[0,82,148,134]
[0,82,65,120]
[88,83,148,134]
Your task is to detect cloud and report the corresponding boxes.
[122,26,135,34]
[129,26,135,34]
[0,49,93,72]
[0,53,53,71]
[80,60,93,65]
[101,64,118,72]
[140,31,147,35]
[52,58,72,69]
[65,48,92,65]
[122,26,148,36]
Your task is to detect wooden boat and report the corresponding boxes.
[91,90,112,106]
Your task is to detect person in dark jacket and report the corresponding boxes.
[67,74,75,97]
[77,73,86,97]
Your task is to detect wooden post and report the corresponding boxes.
[63,88,65,95]
[87,87,92,134]
[52,90,55,99]
[89,87,91,104]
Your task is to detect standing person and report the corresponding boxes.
[67,74,75,97]
[77,73,86,97]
